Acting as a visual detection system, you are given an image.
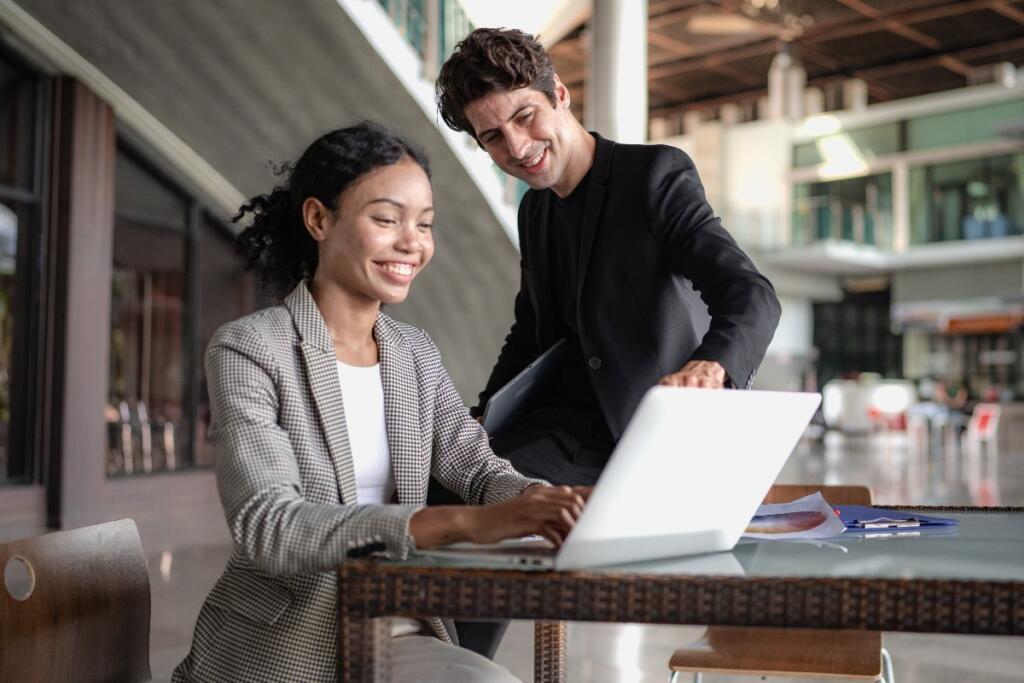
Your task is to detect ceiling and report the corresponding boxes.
[549,0,1024,122]
[5,0,521,399]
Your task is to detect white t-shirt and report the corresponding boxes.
[335,361,395,505]
[335,360,421,637]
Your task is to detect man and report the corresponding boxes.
[433,27,781,656]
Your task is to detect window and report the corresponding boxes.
[195,214,255,468]
[793,173,893,247]
[107,145,255,476]
[907,100,1024,152]
[793,122,901,168]
[0,51,46,486]
[910,154,1024,245]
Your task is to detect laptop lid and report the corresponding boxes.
[554,386,821,569]
[482,339,567,435]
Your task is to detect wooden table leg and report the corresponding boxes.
[535,620,567,683]
[338,614,391,682]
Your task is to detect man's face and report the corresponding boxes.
[464,78,576,193]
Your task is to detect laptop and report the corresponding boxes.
[419,386,821,570]
[481,339,567,434]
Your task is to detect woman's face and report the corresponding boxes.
[308,157,434,306]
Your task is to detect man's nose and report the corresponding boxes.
[507,129,532,161]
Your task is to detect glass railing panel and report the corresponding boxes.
[910,153,1024,245]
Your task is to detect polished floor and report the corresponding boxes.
[150,431,1024,682]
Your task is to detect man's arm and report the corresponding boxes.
[645,147,781,390]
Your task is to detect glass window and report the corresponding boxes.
[108,148,188,476]
[195,214,255,468]
[793,122,901,168]
[0,58,37,191]
[910,154,1024,245]
[1,51,42,486]
[792,173,893,247]
[907,100,1024,152]
[0,201,22,483]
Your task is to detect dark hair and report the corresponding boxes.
[436,28,557,139]
[235,121,430,299]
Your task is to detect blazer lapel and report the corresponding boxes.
[285,283,359,505]
[576,134,615,313]
[375,315,425,507]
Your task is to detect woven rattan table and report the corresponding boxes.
[337,507,1024,682]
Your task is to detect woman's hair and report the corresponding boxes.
[436,28,557,139]
[235,121,430,299]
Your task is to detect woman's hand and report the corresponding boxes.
[410,485,591,549]
[465,485,590,547]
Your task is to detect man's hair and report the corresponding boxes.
[436,28,557,138]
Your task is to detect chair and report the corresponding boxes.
[668,485,895,683]
[1,519,151,682]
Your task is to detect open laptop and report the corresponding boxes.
[419,386,821,570]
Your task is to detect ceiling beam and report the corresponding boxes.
[803,0,995,45]
[647,30,696,57]
[834,0,942,50]
[649,38,778,80]
[990,0,1024,26]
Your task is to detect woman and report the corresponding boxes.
[174,122,585,682]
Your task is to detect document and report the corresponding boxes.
[743,492,847,540]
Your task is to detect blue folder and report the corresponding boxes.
[835,505,959,532]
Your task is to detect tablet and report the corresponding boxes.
[481,339,567,435]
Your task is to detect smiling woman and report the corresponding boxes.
[173,122,588,682]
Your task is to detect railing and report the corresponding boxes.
[376,0,471,73]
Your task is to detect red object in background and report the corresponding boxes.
[867,407,907,431]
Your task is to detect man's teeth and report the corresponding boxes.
[381,263,413,276]
[523,150,544,168]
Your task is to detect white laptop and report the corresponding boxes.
[418,386,821,570]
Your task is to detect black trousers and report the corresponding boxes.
[428,405,614,659]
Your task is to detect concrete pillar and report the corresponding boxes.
[767,50,805,119]
[843,78,868,112]
[585,0,648,143]
[719,102,741,125]
[803,86,824,116]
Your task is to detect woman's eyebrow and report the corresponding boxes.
[365,197,404,209]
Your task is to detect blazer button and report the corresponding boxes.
[588,356,602,370]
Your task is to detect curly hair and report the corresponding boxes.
[234,122,430,300]
[436,28,557,139]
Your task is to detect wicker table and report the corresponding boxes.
[337,507,1024,682]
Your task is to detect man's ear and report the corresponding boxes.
[302,197,331,242]
[553,74,570,109]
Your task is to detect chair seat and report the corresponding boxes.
[669,626,882,680]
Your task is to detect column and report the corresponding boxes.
[585,0,647,143]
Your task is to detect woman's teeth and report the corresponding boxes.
[381,263,413,276]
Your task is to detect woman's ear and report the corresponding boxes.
[302,197,331,241]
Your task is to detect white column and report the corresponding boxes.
[585,0,647,143]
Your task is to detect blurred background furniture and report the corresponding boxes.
[667,484,895,683]
[1,519,151,682]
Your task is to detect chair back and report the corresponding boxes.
[1,519,151,682]
[763,484,873,506]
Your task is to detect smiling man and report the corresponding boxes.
[433,27,781,656]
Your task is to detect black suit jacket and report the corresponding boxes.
[473,134,781,440]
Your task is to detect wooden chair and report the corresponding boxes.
[668,485,895,683]
[1,519,151,682]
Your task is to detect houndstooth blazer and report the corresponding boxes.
[173,282,541,682]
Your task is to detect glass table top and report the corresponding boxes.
[398,512,1024,582]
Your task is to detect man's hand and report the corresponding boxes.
[658,360,727,388]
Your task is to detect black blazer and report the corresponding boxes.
[473,134,781,439]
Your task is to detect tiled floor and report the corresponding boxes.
[150,432,1024,682]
